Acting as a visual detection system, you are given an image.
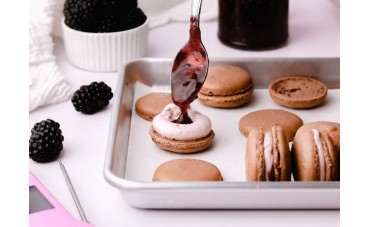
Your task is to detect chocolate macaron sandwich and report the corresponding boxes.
[246,125,291,181]
[291,121,340,181]
[198,65,254,108]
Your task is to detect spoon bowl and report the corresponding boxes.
[170,0,209,124]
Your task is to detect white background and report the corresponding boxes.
[3,0,369,226]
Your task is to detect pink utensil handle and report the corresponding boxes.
[29,172,93,227]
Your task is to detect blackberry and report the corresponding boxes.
[63,0,139,32]
[96,7,147,33]
[71,81,113,114]
[63,0,103,32]
[96,14,120,33]
[122,8,147,30]
[29,119,64,163]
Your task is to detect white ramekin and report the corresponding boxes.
[61,19,149,72]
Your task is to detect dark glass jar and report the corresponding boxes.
[218,0,289,50]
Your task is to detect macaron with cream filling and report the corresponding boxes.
[291,126,339,181]
[246,125,291,181]
[149,103,215,153]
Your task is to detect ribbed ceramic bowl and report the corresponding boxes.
[61,19,149,72]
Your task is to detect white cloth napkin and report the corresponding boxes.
[29,0,71,112]
[29,0,218,112]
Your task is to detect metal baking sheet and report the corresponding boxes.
[104,57,340,209]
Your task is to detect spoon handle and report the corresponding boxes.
[191,0,203,19]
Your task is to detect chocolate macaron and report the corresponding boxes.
[291,125,340,181]
[135,92,173,121]
[153,159,222,181]
[269,76,328,109]
[198,65,254,108]
[239,109,303,142]
[246,125,291,181]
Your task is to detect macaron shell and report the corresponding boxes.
[271,125,291,181]
[149,126,215,153]
[135,92,173,121]
[246,127,265,181]
[269,76,328,109]
[321,133,340,181]
[152,159,222,181]
[239,109,303,142]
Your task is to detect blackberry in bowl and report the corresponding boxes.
[62,0,148,72]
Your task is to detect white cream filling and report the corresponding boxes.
[263,132,274,181]
[152,103,212,140]
[312,129,326,181]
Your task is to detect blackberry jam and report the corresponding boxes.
[218,0,289,50]
[171,16,209,124]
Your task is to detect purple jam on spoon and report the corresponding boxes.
[171,0,209,124]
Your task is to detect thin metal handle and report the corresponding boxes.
[58,159,88,222]
[191,0,203,18]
